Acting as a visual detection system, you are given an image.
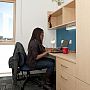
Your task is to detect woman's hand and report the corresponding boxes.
[45,48,52,53]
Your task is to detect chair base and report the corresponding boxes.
[20,73,46,90]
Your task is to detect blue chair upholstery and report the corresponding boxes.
[20,64,31,71]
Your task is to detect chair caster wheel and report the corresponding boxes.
[43,85,52,90]
[21,87,24,90]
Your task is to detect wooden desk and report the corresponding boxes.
[49,52,76,90]
[49,52,76,63]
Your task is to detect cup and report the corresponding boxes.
[62,47,69,54]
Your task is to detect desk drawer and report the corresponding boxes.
[56,57,76,76]
[60,71,76,90]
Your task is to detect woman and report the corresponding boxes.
[27,27,55,85]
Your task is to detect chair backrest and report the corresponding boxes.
[13,42,27,67]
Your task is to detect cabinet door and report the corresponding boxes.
[76,0,90,84]
[56,70,62,90]
[56,57,62,90]
[76,79,90,90]
[60,59,76,76]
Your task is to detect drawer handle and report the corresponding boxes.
[61,64,68,68]
[61,75,68,80]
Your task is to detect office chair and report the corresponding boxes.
[9,42,46,90]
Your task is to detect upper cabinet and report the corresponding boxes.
[48,0,75,30]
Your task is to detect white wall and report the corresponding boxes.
[16,0,22,42]
[16,0,58,52]
[0,0,58,75]
[0,45,14,75]
[0,0,68,75]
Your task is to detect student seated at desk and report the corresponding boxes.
[26,27,55,86]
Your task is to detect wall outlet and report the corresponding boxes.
[69,40,72,44]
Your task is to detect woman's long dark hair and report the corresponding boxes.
[30,27,44,44]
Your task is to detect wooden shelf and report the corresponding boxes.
[63,0,75,24]
[48,0,75,30]
[65,0,75,8]
[48,20,76,30]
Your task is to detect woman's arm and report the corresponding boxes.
[36,51,48,60]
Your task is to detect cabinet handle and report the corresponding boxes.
[61,64,68,68]
[61,75,68,80]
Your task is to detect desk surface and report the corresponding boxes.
[49,52,76,64]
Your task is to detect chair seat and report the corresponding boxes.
[20,64,31,71]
